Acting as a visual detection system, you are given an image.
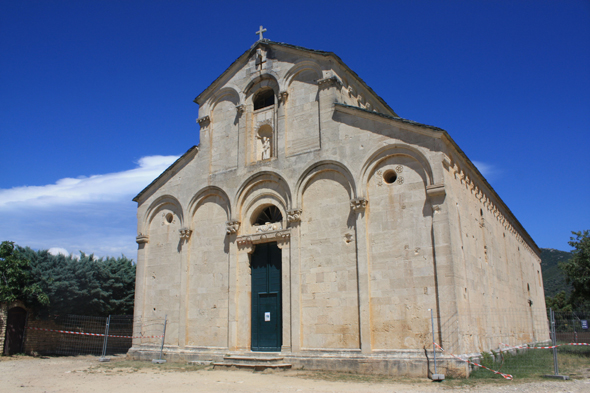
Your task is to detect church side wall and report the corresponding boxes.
[443,156,549,355]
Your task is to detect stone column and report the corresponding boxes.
[351,198,372,354]
[133,234,149,347]
[426,184,459,352]
[287,209,302,353]
[236,238,254,351]
[226,220,240,351]
[277,233,291,352]
[177,228,192,349]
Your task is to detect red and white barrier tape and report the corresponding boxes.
[26,326,163,339]
[500,342,590,350]
[434,342,513,380]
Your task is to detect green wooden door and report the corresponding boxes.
[251,242,282,351]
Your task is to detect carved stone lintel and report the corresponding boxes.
[236,229,290,250]
[197,115,210,130]
[317,76,341,89]
[287,209,302,223]
[179,227,192,240]
[350,198,368,211]
[136,234,149,244]
[226,220,241,235]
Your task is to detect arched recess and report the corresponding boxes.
[358,143,434,198]
[284,61,322,156]
[244,72,283,97]
[298,161,360,349]
[244,75,281,164]
[362,145,434,350]
[210,87,240,173]
[188,186,231,221]
[186,186,231,348]
[143,195,184,233]
[295,160,356,208]
[142,194,184,347]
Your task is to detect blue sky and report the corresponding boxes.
[1,1,589,259]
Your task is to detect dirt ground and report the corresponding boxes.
[1,355,590,393]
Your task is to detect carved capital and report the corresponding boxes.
[278,91,289,103]
[136,234,149,244]
[179,227,192,240]
[287,209,302,223]
[350,198,368,211]
[235,104,245,115]
[197,115,210,130]
[226,220,241,235]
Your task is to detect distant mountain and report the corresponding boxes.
[540,248,572,297]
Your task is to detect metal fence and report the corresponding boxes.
[24,314,135,357]
[431,308,590,380]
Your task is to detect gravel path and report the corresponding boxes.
[1,355,589,393]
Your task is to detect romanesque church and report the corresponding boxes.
[129,34,547,376]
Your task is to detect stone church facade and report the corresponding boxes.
[129,39,548,376]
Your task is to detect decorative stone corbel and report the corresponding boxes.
[235,104,245,115]
[350,198,368,211]
[226,220,241,235]
[287,209,302,224]
[197,115,210,131]
[237,238,254,253]
[279,91,289,103]
[179,227,192,240]
[276,232,290,249]
[426,183,446,213]
[317,76,341,89]
[136,234,149,244]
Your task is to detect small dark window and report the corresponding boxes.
[254,89,275,110]
[254,205,282,225]
[383,169,397,184]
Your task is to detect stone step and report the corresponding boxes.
[223,355,284,364]
[213,362,292,371]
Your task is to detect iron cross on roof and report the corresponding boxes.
[256,25,267,41]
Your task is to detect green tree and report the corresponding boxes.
[20,247,136,317]
[560,230,590,305]
[0,241,49,307]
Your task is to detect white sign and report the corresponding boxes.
[264,312,270,322]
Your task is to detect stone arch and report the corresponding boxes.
[142,195,184,234]
[235,171,291,231]
[359,143,434,198]
[188,186,231,221]
[208,86,241,115]
[244,72,282,97]
[284,60,323,87]
[295,160,356,208]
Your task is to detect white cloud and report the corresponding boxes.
[0,155,179,259]
[472,161,497,178]
[0,155,179,210]
[48,247,70,257]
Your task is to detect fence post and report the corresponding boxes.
[99,315,111,362]
[429,308,444,381]
[152,315,167,364]
[543,308,569,380]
